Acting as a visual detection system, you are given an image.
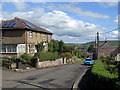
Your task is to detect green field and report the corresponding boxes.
[66,40,119,50]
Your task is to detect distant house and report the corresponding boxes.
[99,44,116,57]
[0,17,53,56]
[110,46,120,61]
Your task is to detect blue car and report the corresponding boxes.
[84,58,94,65]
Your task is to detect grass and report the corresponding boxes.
[92,60,118,79]
[91,60,119,89]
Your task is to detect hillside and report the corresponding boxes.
[66,40,119,50]
[85,40,119,48]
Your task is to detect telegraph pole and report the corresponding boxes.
[96,32,99,60]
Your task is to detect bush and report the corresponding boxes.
[11,56,17,62]
[20,53,32,64]
[91,60,118,89]
[61,52,74,58]
[33,52,60,61]
[92,60,118,79]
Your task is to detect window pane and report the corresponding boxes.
[2,45,17,53]
[2,45,6,52]
[29,31,32,37]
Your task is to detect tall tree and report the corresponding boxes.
[58,40,64,53]
[87,44,94,53]
[48,40,54,52]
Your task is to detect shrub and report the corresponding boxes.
[92,60,118,79]
[61,52,74,58]
[33,52,60,61]
[37,43,44,52]
[20,53,32,64]
[11,56,17,62]
[91,60,118,89]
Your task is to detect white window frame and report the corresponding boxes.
[29,31,33,37]
[2,44,17,53]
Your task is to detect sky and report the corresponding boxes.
[0,0,119,43]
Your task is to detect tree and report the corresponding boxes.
[48,41,54,52]
[48,40,59,52]
[52,40,59,52]
[37,43,44,52]
[87,44,94,53]
[1,20,9,23]
[58,40,64,53]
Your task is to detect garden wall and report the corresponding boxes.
[35,57,68,68]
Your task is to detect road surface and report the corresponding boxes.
[2,61,90,89]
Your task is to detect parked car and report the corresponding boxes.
[84,58,94,65]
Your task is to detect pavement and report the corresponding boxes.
[2,61,91,89]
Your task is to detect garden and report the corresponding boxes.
[2,40,85,69]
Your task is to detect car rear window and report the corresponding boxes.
[86,59,92,61]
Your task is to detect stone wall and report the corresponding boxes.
[36,58,68,68]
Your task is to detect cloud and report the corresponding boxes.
[108,31,119,39]
[99,2,118,8]
[0,4,2,22]
[2,0,119,2]
[47,4,110,19]
[2,6,116,43]
[11,1,29,11]
[30,10,108,42]
[114,16,118,23]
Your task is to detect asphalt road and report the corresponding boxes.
[2,61,90,89]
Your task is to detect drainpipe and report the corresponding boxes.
[25,30,28,54]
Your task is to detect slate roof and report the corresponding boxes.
[100,44,114,49]
[0,17,52,34]
[110,46,120,56]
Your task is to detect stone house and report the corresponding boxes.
[99,45,116,57]
[110,46,120,61]
[0,17,52,56]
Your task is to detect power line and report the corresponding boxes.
[100,27,120,34]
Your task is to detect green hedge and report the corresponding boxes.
[91,60,118,89]
[92,60,118,79]
[34,52,60,61]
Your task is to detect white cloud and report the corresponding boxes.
[30,10,108,42]
[114,16,118,23]
[2,0,119,2]
[47,4,110,19]
[2,11,34,20]
[0,4,2,22]
[2,7,115,43]
[99,2,118,8]
[112,30,118,35]
[11,1,29,11]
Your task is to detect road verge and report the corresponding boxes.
[72,69,88,90]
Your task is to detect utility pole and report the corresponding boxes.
[96,32,99,59]
[93,32,107,60]
[96,32,99,60]
[93,33,98,60]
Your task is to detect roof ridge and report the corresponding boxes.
[16,17,27,29]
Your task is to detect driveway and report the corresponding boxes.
[2,61,90,89]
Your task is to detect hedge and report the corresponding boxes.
[33,52,60,61]
[91,60,118,89]
[20,53,32,64]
